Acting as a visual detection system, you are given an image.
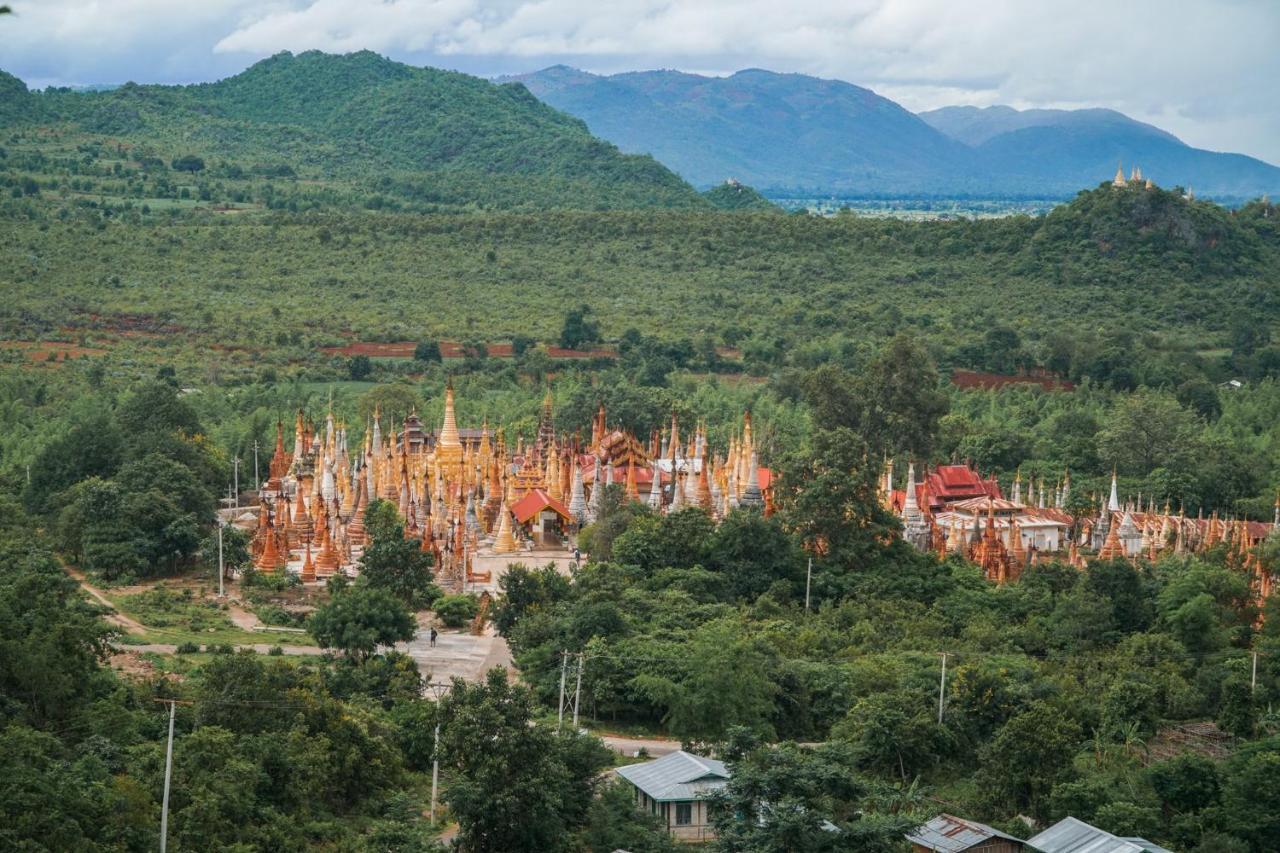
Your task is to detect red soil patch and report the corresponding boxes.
[0,341,109,362]
[321,340,619,360]
[951,369,1075,392]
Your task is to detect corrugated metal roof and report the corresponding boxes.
[1028,817,1172,853]
[615,750,729,802]
[905,813,1026,852]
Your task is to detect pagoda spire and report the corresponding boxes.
[1108,467,1121,512]
[567,459,587,524]
[740,451,763,507]
[586,457,604,523]
[648,459,664,511]
[493,503,517,553]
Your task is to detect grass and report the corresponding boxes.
[110,584,316,646]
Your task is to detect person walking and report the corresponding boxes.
[429,626,438,647]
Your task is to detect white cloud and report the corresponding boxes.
[3,0,1278,162]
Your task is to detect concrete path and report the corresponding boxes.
[397,626,513,684]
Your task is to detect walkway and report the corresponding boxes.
[398,625,514,684]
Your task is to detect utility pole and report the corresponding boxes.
[430,719,441,823]
[252,440,260,490]
[424,682,449,825]
[1252,650,1259,692]
[804,557,812,612]
[572,653,584,729]
[154,699,191,853]
[160,700,175,853]
[557,650,569,730]
[232,457,240,508]
[216,520,225,598]
[937,652,949,725]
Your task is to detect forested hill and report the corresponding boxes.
[0,52,707,211]
[511,66,1280,200]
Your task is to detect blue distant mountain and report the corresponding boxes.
[920,105,1280,198]
[509,67,1280,199]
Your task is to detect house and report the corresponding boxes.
[615,750,729,843]
[907,813,1028,852]
[1028,817,1176,853]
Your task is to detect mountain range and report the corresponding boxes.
[509,66,1280,199]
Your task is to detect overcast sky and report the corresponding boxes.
[4,0,1279,163]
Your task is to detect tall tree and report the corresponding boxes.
[357,499,438,609]
[309,584,416,662]
[711,739,914,853]
[804,334,948,460]
[439,669,612,853]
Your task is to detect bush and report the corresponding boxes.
[175,641,200,654]
[268,646,283,656]
[434,594,480,628]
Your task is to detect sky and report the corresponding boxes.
[3,0,1280,163]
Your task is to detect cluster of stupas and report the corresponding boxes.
[887,460,1278,609]
[248,386,772,591]
[1112,162,1155,190]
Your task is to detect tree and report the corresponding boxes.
[348,354,372,380]
[632,616,777,743]
[705,509,805,601]
[982,326,1023,374]
[776,426,903,581]
[492,563,571,636]
[834,690,954,782]
[439,669,612,853]
[803,335,949,460]
[1098,390,1202,475]
[434,594,479,628]
[357,499,438,608]
[309,584,416,661]
[978,702,1083,820]
[23,413,122,513]
[559,304,601,350]
[710,739,912,853]
[579,780,679,853]
[171,154,205,172]
[1148,754,1220,815]
[413,340,442,363]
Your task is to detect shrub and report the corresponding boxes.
[434,594,480,628]
[175,641,200,654]
[268,646,284,656]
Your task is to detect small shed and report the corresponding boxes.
[615,750,728,843]
[1028,817,1176,853]
[907,813,1028,853]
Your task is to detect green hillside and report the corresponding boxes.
[1,51,705,211]
[702,179,779,211]
[0,169,1276,390]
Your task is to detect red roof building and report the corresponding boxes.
[511,488,574,525]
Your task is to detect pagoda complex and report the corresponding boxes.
[886,461,1278,614]
[250,387,773,593]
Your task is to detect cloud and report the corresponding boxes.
[3,0,1279,162]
